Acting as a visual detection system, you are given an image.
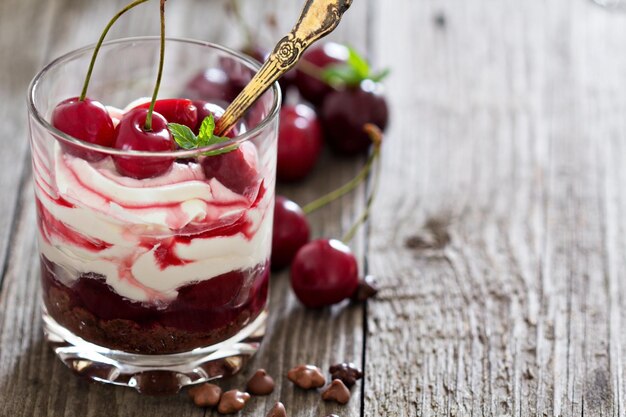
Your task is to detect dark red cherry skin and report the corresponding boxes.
[184,68,236,103]
[112,108,175,179]
[290,239,359,308]
[321,80,389,155]
[51,97,115,161]
[271,196,310,270]
[133,98,198,130]
[295,42,349,107]
[277,104,323,182]
[201,142,259,195]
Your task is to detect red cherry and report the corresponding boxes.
[112,108,175,179]
[201,142,259,195]
[290,239,359,308]
[295,42,349,107]
[321,80,389,155]
[51,97,115,161]
[184,68,237,103]
[192,100,238,138]
[271,196,310,270]
[277,104,323,182]
[133,98,198,130]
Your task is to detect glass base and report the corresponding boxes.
[42,307,267,395]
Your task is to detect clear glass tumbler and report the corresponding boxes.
[27,37,279,394]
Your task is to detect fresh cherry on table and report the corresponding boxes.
[295,42,349,107]
[112,108,175,179]
[51,97,115,161]
[202,141,259,195]
[133,98,198,130]
[290,238,359,308]
[271,196,310,270]
[321,79,389,155]
[277,104,323,182]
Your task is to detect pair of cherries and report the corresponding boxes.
[52,97,256,193]
[272,196,359,309]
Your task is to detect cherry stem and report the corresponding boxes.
[79,0,150,102]
[231,0,254,49]
[145,0,166,131]
[342,124,383,244]
[302,124,382,216]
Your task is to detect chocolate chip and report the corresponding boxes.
[351,275,379,302]
[329,362,363,388]
[217,389,251,414]
[188,383,222,407]
[266,401,288,417]
[321,379,351,404]
[287,364,326,389]
[246,368,275,395]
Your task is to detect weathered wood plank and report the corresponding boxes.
[365,0,626,416]
[0,0,370,416]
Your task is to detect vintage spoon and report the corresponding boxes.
[214,0,352,136]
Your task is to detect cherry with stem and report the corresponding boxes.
[288,125,384,308]
[113,0,175,179]
[52,0,150,160]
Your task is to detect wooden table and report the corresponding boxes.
[2,0,626,415]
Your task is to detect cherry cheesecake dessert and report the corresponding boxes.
[33,96,274,354]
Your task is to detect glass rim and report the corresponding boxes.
[27,36,281,158]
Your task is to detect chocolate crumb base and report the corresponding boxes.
[45,286,257,354]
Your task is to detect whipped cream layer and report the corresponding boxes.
[34,138,273,304]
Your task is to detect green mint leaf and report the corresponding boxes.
[370,68,391,82]
[322,65,362,87]
[347,46,370,79]
[197,113,217,145]
[168,123,198,149]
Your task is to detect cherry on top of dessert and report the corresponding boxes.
[201,141,259,196]
[51,97,115,161]
[112,108,175,179]
[133,98,198,131]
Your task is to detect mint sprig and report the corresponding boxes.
[169,114,237,156]
[322,47,390,87]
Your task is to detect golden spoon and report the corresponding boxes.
[214,0,353,136]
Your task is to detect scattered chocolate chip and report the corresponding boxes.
[188,383,222,407]
[287,364,326,389]
[217,389,251,414]
[266,401,288,417]
[351,275,379,302]
[321,379,351,404]
[329,362,363,388]
[246,368,275,395]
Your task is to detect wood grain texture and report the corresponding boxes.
[0,0,370,416]
[365,0,626,416]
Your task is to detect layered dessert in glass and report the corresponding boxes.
[27,38,279,393]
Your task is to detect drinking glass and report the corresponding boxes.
[27,37,279,394]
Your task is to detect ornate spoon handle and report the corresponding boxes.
[214,0,352,136]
